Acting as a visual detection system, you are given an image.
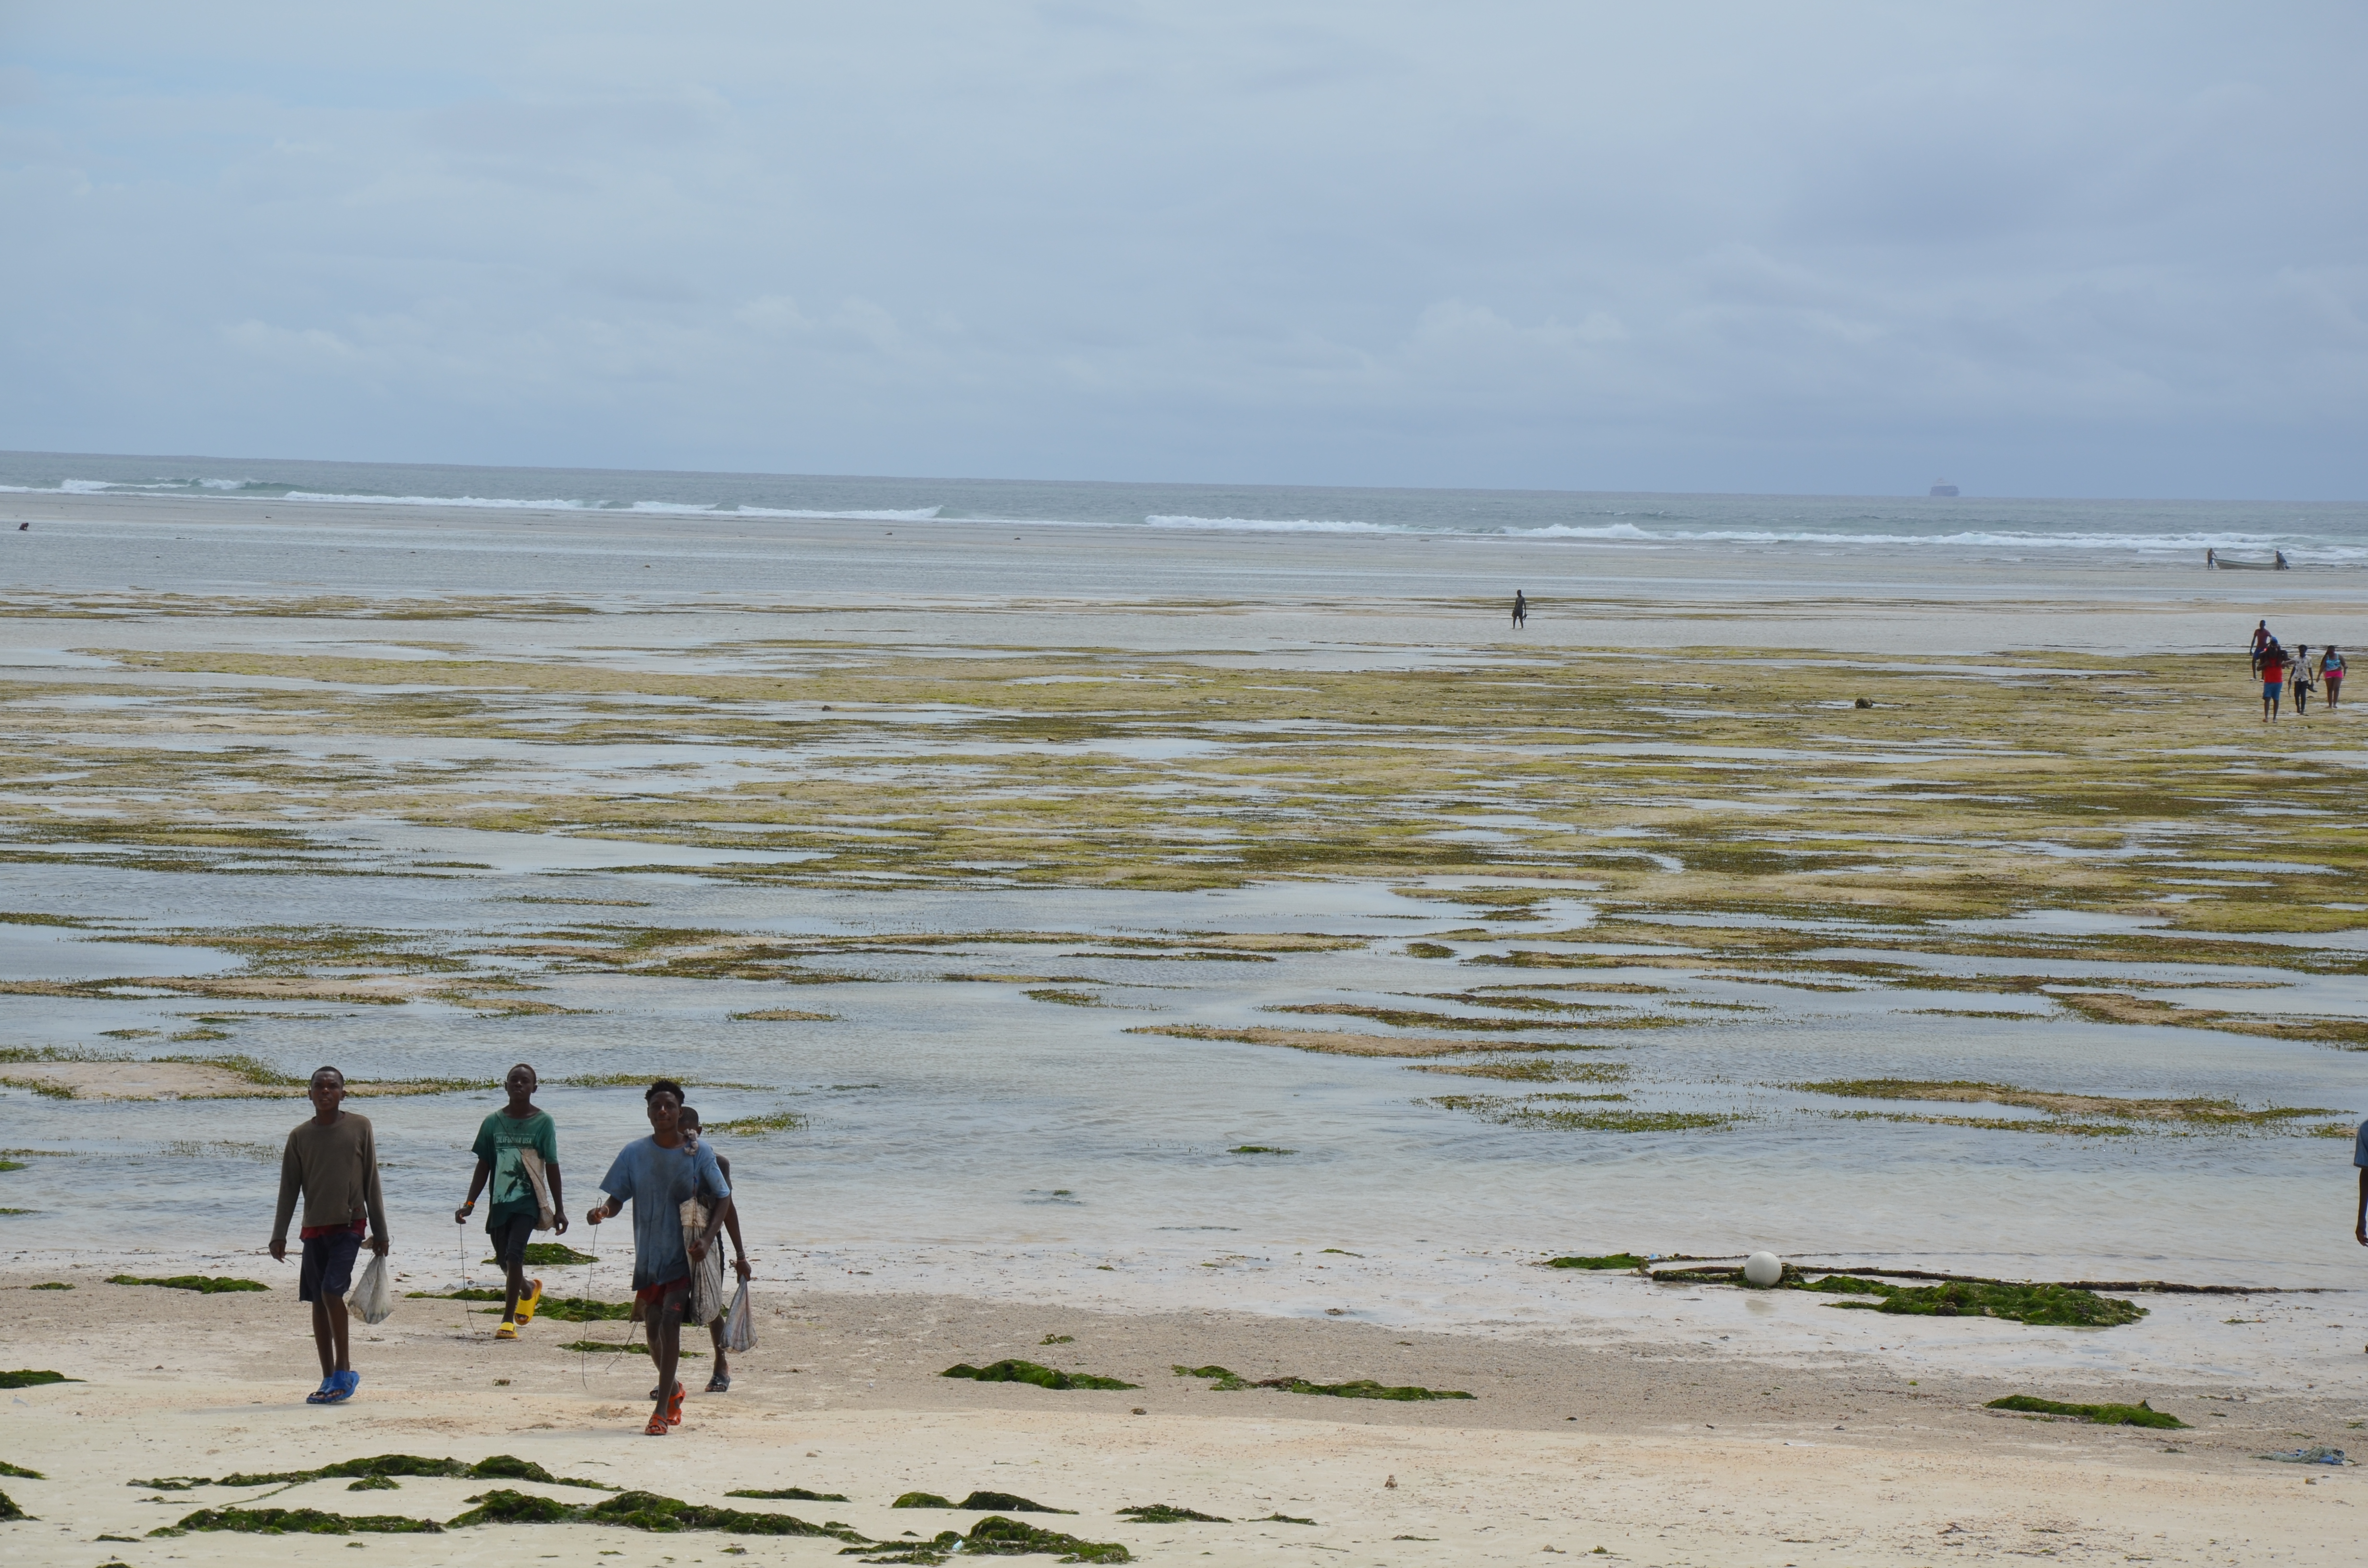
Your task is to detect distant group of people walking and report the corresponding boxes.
[271,1064,747,1436]
[2251,620,2344,721]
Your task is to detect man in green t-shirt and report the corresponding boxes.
[455,1062,566,1339]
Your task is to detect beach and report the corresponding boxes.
[7,478,2368,1562]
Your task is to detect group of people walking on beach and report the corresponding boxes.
[270,1063,748,1436]
[2250,620,2344,722]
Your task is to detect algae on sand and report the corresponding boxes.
[107,1274,267,1293]
[940,1359,1138,1391]
[1986,1395,2185,1429]
[1173,1364,1473,1400]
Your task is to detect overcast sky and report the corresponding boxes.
[3,2,2364,498]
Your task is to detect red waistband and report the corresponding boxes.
[299,1219,367,1240]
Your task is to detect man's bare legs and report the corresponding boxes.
[310,1291,351,1379]
[650,1292,684,1424]
[707,1311,730,1384]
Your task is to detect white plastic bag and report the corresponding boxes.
[681,1198,727,1327]
[723,1279,756,1354]
[350,1251,395,1325]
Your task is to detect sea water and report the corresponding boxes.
[4,456,2368,1385]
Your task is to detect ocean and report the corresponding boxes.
[5,449,2366,563]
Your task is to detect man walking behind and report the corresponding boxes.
[269,1066,390,1405]
[587,1079,730,1435]
[456,1062,566,1340]
[678,1106,754,1391]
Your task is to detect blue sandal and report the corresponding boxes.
[304,1375,337,1404]
[320,1370,360,1404]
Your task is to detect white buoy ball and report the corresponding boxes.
[1742,1251,1783,1288]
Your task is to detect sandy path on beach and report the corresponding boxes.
[3,1269,2355,1567]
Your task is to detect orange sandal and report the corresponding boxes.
[666,1384,686,1427]
[643,1413,668,1436]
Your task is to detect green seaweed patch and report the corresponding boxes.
[1228,1145,1295,1154]
[155,1505,442,1536]
[107,1274,268,1294]
[1543,1254,1649,1271]
[1172,1364,1472,1400]
[1025,989,1111,1007]
[447,1487,865,1538]
[1800,1275,2146,1327]
[708,1109,805,1136]
[940,1359,1138,1391]
[557,1339,703,1357]
[1040,1333,1074,1345]
[510,1243,594,1267]
[0,1160,23,1172]
[0,1488,25,1522]
[862,1516,1131,1565]
[946,1492,1074,1514]
[895,1492,959,1509]
[346,1475,400,1492]
[205,1454,616,1490]
[1793,1078,2343,1128]
[1423,1094,1737,1132]
[1986,1395,2185,1429]
[728,1487,851,1502]
[1118,1504,1229,1523]
[1255,1512,1319,1524]
[28,1281,70,1290]
[1408,1058,1629,1082]
[0,1460,42,1479]
[1405,943,1456,959]
[728,1008,839,1021]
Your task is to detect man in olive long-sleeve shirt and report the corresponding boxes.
[270,1066,391,1404]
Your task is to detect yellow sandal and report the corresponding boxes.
[515,1278,544,1326]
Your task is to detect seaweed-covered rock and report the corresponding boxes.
[959,1492,1073,1514]
[893,1493,958,1509]
[1543,1254,1647,1271]
[157,1506,441,1535]
[450,1487,866,1538]
[728,1486,851,1502]
[864,1516,1131,1563]
[0,1486,25,1522]
[940,1360,1138,1392]
[1118,1504,1229,1523]
[445,1490,576,1526]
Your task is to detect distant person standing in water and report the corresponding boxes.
[2251,620,2272,674]
[1512,590,1527,628]
[2322,646,2346,708]
[2260,641,2287,722]
[270,1066,390,1405]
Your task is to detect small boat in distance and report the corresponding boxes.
[1928,479,1959,497]
[2207,548,2289,570]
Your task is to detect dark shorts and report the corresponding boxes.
[488,1213,536,1272]
[298,1229,363,1303]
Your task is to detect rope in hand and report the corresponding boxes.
[580,1215,598,1391]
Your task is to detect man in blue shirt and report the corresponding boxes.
[587,1078,730,1436]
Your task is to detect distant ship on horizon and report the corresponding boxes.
[1929,479,1960,497]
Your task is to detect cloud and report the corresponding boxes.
[0,0,2363,496]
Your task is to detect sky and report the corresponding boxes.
[3,2,2364,499]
